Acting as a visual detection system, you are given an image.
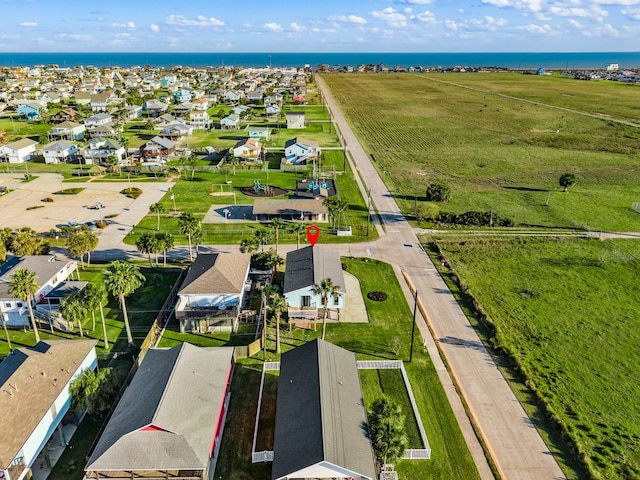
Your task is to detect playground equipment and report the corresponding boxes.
[306,181,329,192]
[254,179,272,195]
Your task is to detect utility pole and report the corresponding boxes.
[366,188,372,236]
[409,290,418,362]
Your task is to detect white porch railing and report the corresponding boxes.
[251,450,274,463]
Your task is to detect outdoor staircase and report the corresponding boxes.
[34,308,69,333]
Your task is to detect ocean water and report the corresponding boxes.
[0,52,638,69]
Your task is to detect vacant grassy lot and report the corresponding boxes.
[210,257,479,479]
[433,237,640,479]
[321,73,640,231]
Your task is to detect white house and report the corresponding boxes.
[0,339,98,480]
[220,114,240,129]
[248,126,271,141]
[123,105,143,119]
[42,140,79,164]
[232,138,262,160]
[83,113,113,129]
[189,110,210,130]
[265,103,281,115]
[160,121,194,140]
[284,137,321,164]
[175,252,251,333]
[0,138,39,164]
[223,90,243,103]
[0,255,78,328]
[283,245,345,320]
[82,137,126,165]
[48,121,86,141]
[286,111,305,129]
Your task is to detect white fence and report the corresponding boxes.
[251,450,274,463]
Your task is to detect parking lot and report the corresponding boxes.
[0,174,174,248]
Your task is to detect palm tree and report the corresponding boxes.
[368,397,408,471]
[60,293,88,336]
[69,367,117,415]
[310,278,341,339]
[254,228,272,253]
[84,283,109,348]
[240,236,260,254]
[135,232,160,268]
[8,268,40,343]
[104,261,145,346]
[287,222,306,249]
[156,232,174,266]
[267,293,287,354]
[178,212,201,261]
[270,218,284,254]
[66,230,98,268]
[149,202,165,230]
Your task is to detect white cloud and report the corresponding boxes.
[149,24,159,32]
[395,0,433,4]
[622,6,640,19]
[263,22,283,32]
[19,21,37,27]
[414,10,437,23]
[57,33,93,42]
[371,7,408,27]
[290,22,305,32]
[111,21,136,29]
[568,19,585,28]
[165,15,225,28]
[329,14,367,24]
[517,23,552,33]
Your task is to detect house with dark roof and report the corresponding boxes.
[0,255,78,328]
[82,137,126,165]
[175,253,251,333]
[272,339,376,480]
[140,135,175,162]
[85,343,234,480]
[283,245,345,320]
[253,198,328,223]
[0,340,98,480]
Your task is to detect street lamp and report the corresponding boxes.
[171,193,177,213]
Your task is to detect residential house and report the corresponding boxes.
[140,136,175,162]
[39,91,61,104]
[90,92,111,112]
[83,113,113,129]
[143,99,169,117]
[272,339,376,480]
[82,137,126,165]
[248,126,271,141]
[220,114,240,129]
[252,198,328,224]
[84,343,234,480]
[0,340,98,480]
[160,121,194,141]
[265,93,283,105]
[0,138,39,164]
[189,110,210,130]
[283,245,344,320]
[246,90,263,103]
[74,91,92,106]
[48,121,86,141]
[265,103,281,116]
[223,89,243,103]
[286,111,305,129]
[233,105,250,117]
[123,105,142,120]
[284,137,320,165]
[191,97,209,111]
[175,252,251,333]
[42,140,79,164]
[0,255,79,327]
[87,123,117,138]
[16,101,46,120]
[152,113,176,130]
[51,108,79,124]
[233,138,263,161]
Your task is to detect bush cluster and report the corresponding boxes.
[436,210,514,227]
[122,187,143,199]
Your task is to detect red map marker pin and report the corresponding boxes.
[306,225,320,247]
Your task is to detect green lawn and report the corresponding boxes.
[321,73,640,231]
[211,257,480,479]
[431,236,640,479]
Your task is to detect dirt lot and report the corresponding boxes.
[0,174,173,248]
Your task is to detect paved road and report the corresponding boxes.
[316,75,566,480]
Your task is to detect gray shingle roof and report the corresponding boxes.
[178,253,250,295]
[0,340,97,469]
[283,245,344,294]
[0,255,74,299]
[85,344,234,473]
[272,339,376,480]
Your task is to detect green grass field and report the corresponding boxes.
[321,73,640,231]
[432,236,640,479]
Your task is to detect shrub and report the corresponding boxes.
[95,220,107,229]
[122,187,143,199]
[26,205,44,210]
[436,210,514,227]
[426,183,451,202]
[54,187,85,195]
[41,197,54,202]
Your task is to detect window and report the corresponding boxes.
[4,303,11,308]
[301,295,311,308]
[333,295,340,306]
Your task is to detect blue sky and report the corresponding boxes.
[1,0,639,52]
